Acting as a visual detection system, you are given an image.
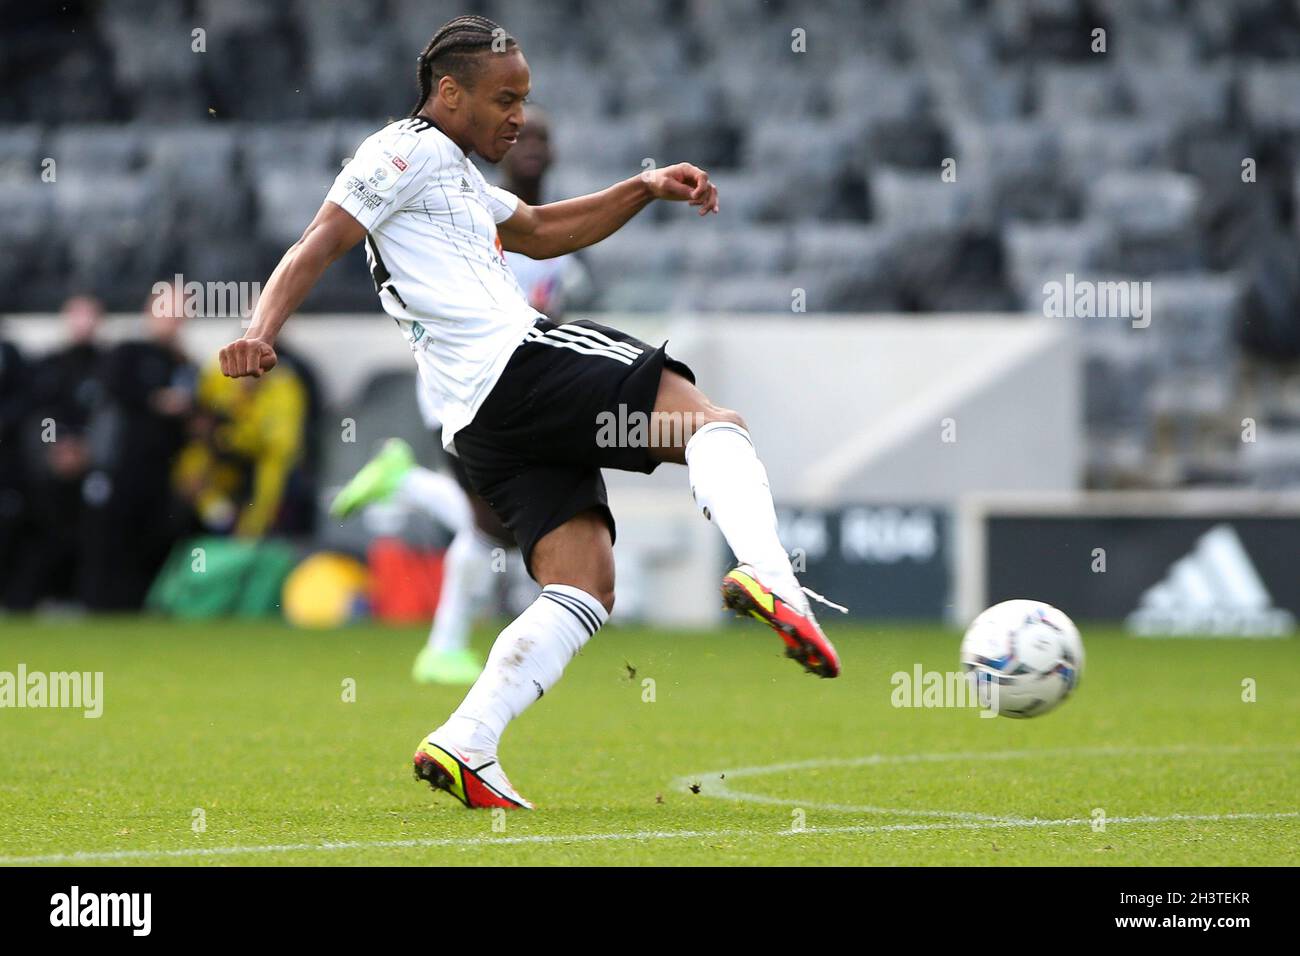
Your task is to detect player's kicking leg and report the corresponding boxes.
[649,370,843,678]
[415,510,613,809]
[412,317,837,811]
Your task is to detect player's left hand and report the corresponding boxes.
[644,163,719,215]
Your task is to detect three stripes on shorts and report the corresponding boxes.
[524,323,644,366]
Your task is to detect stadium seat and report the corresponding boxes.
[1036,65,1134,119]
[928,67,1028,122]
[519,58,613,118]
[671,225,792,276]
[949,119,1061,191]
[1059,119,1177,189]
[827,62,928,122]
[790,224,897,275]
[547,115,663,172]
[242,122,341,177]
[147,126,240,186]
[1087,170,1202,238]
[1149,273,1244,368]
[870,168,989,231]
[48,126,146,175]
[3,181,52,244]
[1084,353,1157,431]
[55,177,175,307]
[202,27,316,121]
[660,118,744,171]
[0,125,43,182]
[580,224,680,281]
[253,169,336,246]
[1243,64,1300,130]
[598,276,680,313]
[864,115,951,171]
[1126,65,1232,126]
[672,275,813,313]
[745,118,864,181]
[1002,221,1119,304]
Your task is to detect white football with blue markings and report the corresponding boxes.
[960,599,1085,718]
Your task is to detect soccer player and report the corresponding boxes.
[329,104,578,687]
[219,15,841,810]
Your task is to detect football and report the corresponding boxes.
[960,599,1085,718]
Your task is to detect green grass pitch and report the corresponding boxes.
[1,617,1296,866]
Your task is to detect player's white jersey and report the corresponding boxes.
[326,116,542,448]
[415,372,442,432]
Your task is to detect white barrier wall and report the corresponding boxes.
[661,315,1082,505]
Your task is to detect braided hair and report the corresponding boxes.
[410,15,518,117]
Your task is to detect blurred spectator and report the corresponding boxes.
[174,357,308,538]
[500,107,592,321]
[0,332,32,609]
[79,283,197,610]
[5,296,104,609]
[270,340,325,535]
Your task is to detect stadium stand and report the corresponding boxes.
[3,0,1300,493]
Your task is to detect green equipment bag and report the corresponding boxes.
[145,536,299,619]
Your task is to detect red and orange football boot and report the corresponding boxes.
[413,736,534,809]
[722,564,843,678]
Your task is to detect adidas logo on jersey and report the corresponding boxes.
[1125,524,1294,637]
[460,176,472,192]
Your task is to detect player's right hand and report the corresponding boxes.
[219,337,277,378]
[642,163,720,215]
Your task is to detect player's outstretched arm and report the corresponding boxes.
[219,202,366,378]
[498,162,719,260]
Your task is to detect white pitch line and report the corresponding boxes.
[5,745,1296,865]
[673,743,1300,819]
[682,743,1300,781]
[2,811,1298,866]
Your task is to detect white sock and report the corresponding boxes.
[436,584,607,756]
[392,466,487,655]
[393,466,473,533]
[686,421,802,603]
[426,528,493,654]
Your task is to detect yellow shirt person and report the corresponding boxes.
[175,361,307,538]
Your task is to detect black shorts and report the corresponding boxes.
[452,318,696,577]
[444,451,514,547]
